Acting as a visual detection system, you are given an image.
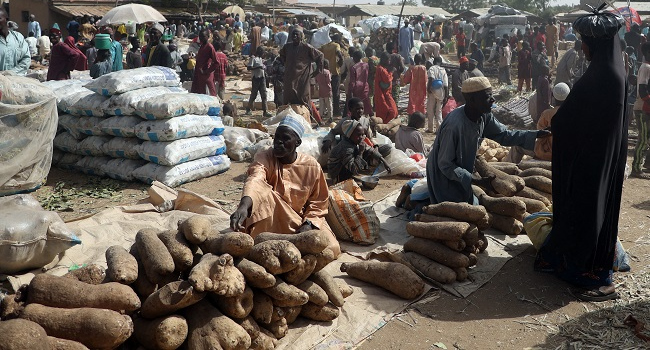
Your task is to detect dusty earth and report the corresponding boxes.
[31,49,650,350]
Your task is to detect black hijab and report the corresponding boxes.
[545,4,628,271]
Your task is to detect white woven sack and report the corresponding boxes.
[134,115,224,141]
[67,90,109,117]
[132,155,231,187]
[53,132,84,154]
[77,116,106,136]
[101,137,143,159]
[135,135,226,166]
[134,93,222,120]
[84,66,181,96]
[77,136,112,156]
[75,156,112,176]
[99,116,142,138]
[101,158,148,181]
[101,86,187,116]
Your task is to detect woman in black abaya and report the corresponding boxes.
[534,5,628,302]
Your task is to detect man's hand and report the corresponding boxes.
[381,158,392,174]
[321,140,332,153]
[230,196,253,232]
[297,221,314,233]
[536,129,552,138]
[472,174,495,191]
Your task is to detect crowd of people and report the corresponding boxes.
[0,3,647,304]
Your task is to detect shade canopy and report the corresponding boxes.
[97,4,167,26]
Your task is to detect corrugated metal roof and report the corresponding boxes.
[277,8,330,18]
[339,5,451,18]
[618,2,650,13]
[51,4,115,17]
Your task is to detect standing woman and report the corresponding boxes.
[374,52,398,123]
[534,5,628,302]
[47,31,87,80]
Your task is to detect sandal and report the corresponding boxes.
[630,171,650,180]
[572,287,619,302]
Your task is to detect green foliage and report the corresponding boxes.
[421,0,487,13]
[393,0,419,6]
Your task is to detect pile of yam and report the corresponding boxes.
[0,216,353,350]
[406,202,490,284]
[472,156,553,236]
[477,139,510,162]
[371,117,402,140]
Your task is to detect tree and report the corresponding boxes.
[421,0,487,14]
[393,0,418,6]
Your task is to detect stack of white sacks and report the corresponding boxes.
[48,66,230,187]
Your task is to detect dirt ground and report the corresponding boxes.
[32,49,650,350]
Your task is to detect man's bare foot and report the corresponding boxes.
[395,184,411,208]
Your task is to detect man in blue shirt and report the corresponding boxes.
[27,15,41,39]
[0,9,31,75]
[66,16,80,42]
[274,28,288,48]
[426,77,550,204]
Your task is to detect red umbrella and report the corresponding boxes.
[613,6,641,32]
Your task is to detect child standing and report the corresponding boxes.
[401,53,428,114]
[316,59,333,123]
[90,49,113,78]
[246,46,271,118]
[498,38,512,85]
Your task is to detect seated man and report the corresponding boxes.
[327,120,391,183]
[230,115,341,257]
[427,77,551,204]
[394,112,427,154]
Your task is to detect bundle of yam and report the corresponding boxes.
[405,202,491,285]
[225,53,250,77]
[477,139,509,162]
[0,216,353,350]
[368,27,398,52]
[472,156,553,236]
[372,117,402,140]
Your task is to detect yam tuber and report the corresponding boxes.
[282,306,302,324]
[63,264,106,285]
[489,162,521,175]
[201,231,254,258]
[261,317,288,339]
[313,248,336,272]
[453,267,468,281]
[462,252,478,266]
[516,187,552,207]
[282,255,317,285]
[236,316,261,341]
[519,167,552,179]
[296,280,328,306]
[20,304,133,349]
[309,270,345,307]
[401,252,456,284]
[211,286,254,319]
[337,280,354,298]
[488,213,524,235]
[340,261,425,300]
[477,231,488,253]
[300,302,340,322]
[246,240,301,274]
[235,258,276,289]
[141,280,206,319]
[512,196,547,214]
[27,274,140,312]
[132,315,188,350]
[518,160,552,171]
[475,156,525,196]
[188,253,246,296]
[404,237,470,268]
[251,292,274,324]
[262,278,309,307]
[136,228,176,284]
[253,230,329,255]
[183,299,251,350]
[1,293,24,320]
[47,337,89,350]
[462,225,480,247]
[250,330,277,350]
[0,318,49,350]
[406,221,471,241]
[442,239,466,252]
[473,185,526,220]
[422,202,487,222]
[522,175,552,194]
[157,229,194,272]
[179,215,212,245]
[105,245,138,284]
